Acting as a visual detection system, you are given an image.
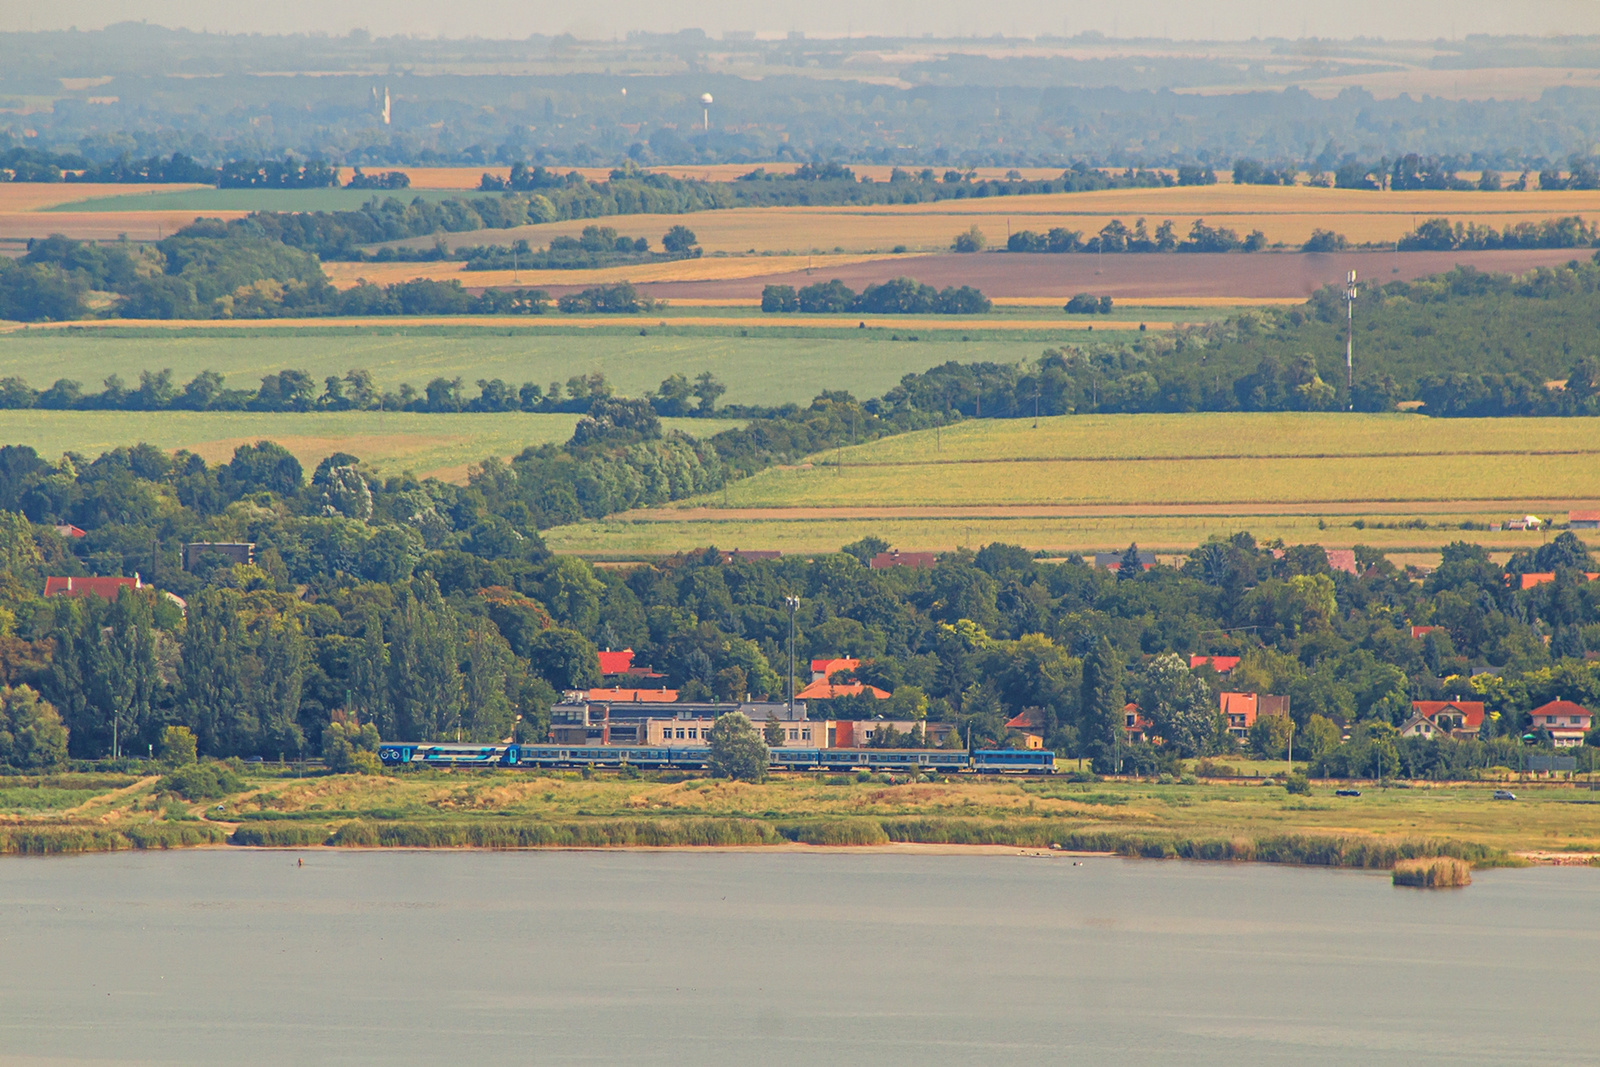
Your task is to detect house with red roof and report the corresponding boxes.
[1123,703,1155,744]
[810,657,859,682]
[1004,708,1047,749]
[1569,510,1600,530]
[1190,655,1240,674]
[584,688,680,703]
[1518,572,1600,590]
[1324,549,1359,575]
[1528,700,1592,747]
[796,679,890,701]
[1411,625,1440,640]
[1400,700,1485,740]
[1219,692,1290,738]
[44,575,144,601]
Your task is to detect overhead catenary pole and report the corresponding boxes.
[1344,269,1358,409]
[785,595,800,718]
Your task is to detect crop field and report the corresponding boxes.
[0,410,737,482]
[48,187,470,214]
[0,327,1060,408]
[321,252,892,290]
[412,184,1600,256]
[543,413,1600,558]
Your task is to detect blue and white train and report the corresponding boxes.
[376,742,1055,775]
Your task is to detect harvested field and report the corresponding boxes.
[0,410,737,482]
[543,413,1600,558]
[564,249,1590,303]
[322,252,892,290]
[399,185,1600,256]
[50,187,469,214]
[0,209,246,243]
[0,183,208,212]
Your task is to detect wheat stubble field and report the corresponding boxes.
[543,413,1600,560]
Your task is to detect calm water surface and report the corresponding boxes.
[0,850,1595,1065]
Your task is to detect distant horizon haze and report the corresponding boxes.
[6,0,1600,43]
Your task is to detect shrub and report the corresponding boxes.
[158,760,244,800]
[1285,773,1312,795]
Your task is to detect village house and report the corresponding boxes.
[1528,700,1592,747]
[1093,550,1156,572]
[1123,703,1155,744]
[43,575,145,600]
[797,657,890,700]
[1517,571,1600,590]
[1189,655,1240,674]
[1004,708,1047,749]
[1569,510,1600,530]
[1219,692,1290,738]
[1399,700,1486,741]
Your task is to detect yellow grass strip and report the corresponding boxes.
[0,183,207,212]
[3,315,1173,334]
[0,209,248,242]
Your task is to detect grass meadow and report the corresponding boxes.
[0,410,737,481]
[6,768,1597,862]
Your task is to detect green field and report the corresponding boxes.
[47,188,469,213]
[0,327,1048,409]
[0,410,737,481]
[543,413,1600,558]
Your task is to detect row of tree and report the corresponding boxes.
[1006,218,1268,254]
[760,278,991,315]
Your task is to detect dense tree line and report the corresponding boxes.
[2,419,1597,774]
[761,277,991,315]
[459,224,699,271]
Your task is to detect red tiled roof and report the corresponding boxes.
[1190,655,1240,673]
[597,649,635,675]
[1324,549,1359,575]
[43,575,142,600]
[1411,625,1440,639]
[1569,511,1600,523]
[1410,700,1486,729]
[810,656,859,679]
[1531,700,1591,722]
[796,680,889,700]
[586,688,680,703]
[1005,708,1046,730]
[1520,572,1600,590]
[1219,692,1258,726]
[869,550,938,569]
[51,524,86,538]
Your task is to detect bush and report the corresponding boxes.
[1393,856,1472,887]
[158,726,198,767]
[158,760,244,800]
[1285,772,1312,795]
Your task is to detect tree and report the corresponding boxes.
[1248,712,1295,759]
[1300,714,1343,759]
[764,713,787,747]
[1140,652,1220,757]
[158,725,198,767]
[662,225,698,254]
[693,371,726,415]
[708,712,768,780]
[1117,543,1143,581]
[951,225,987,252]
[0,685,68,770]
[1079,636,1125,772]
[527,627,601,691]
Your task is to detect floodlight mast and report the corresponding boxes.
[1344,269,1358,410]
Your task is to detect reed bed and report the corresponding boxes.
[0,823,225,854]
[1393,856,1474,887]
[326,818,783,849]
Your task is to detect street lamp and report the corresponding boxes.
[784,595,800,717]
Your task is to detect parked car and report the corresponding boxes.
[1335,788,1361,797]
[1493,789,1517,800]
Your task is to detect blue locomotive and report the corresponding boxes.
[376,742,1054,775]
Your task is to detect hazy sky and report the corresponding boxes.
[6,0,1600,41]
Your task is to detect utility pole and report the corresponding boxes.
[1344,269,1358,410]
[785,596,799,718]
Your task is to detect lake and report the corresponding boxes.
[0,849,1595,1064]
